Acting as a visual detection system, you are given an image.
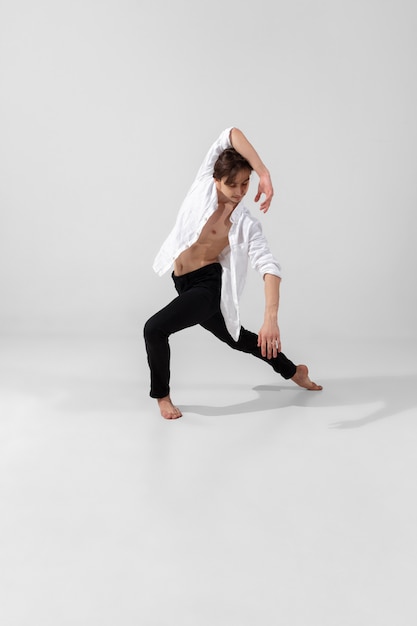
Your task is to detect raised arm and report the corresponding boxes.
[230,127,274,213]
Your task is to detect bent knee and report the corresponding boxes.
[144,313,170,342]
[143,316,159,340]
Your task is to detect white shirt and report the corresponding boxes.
[152,127,282,341]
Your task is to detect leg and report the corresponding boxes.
[201,312,322,390]
[200,312,297,378]
[144,276,221,416]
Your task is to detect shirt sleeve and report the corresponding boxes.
[247,218,283,278]
[193,127,234,182]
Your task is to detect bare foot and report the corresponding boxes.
[291,364,323,391]
[157,395,183,420]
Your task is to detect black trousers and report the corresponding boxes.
[143,263,297,398]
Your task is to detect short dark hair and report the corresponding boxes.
[213,148,252,184]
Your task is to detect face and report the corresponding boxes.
[214,168,251,206]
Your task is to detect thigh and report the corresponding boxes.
[148,286,219,336]
[201,314,260,353]
[200,311,237,347]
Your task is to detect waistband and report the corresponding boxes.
[172,262,222,281]
[171,263,223,291]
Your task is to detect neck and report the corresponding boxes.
[217,192,239,213]
[217,200,236,216]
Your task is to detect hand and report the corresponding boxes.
[254,172,274,213]
[257,321,281,359]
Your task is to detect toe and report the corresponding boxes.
[311,382,323,391]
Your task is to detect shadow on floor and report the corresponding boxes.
[179,375,417,428]
[3,372,417,429]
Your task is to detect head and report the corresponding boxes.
[213,148,252,205]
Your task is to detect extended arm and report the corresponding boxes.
[230,127,274,212]
[257,274,281,358]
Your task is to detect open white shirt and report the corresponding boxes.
[152,127,282,341]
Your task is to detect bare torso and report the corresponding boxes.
[174,204,233,276]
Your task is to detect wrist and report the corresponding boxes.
[264,310,278,323]
[256,165,270,178]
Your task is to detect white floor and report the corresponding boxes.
[1,333,417,626]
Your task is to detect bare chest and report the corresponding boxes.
[173,207,233,275]
[197,210,232,245]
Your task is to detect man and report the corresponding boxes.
[144,127,322,419]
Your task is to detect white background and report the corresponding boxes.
[1,0,416,340]
[1,3,417,626]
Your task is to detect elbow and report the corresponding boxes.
[229,127,242,146]
[263,273,281,283]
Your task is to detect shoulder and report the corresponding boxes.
[240,205,263,231]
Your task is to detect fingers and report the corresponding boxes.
[270,340,280,359]
[261,198,271,213]
[267,340,280,359]
[258,335,268,358]
[258,335,281,359]
[255,179,274,213]
[255,190,273,213]
[260,200,270,213]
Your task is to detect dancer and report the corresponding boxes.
[144,127,322,419]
